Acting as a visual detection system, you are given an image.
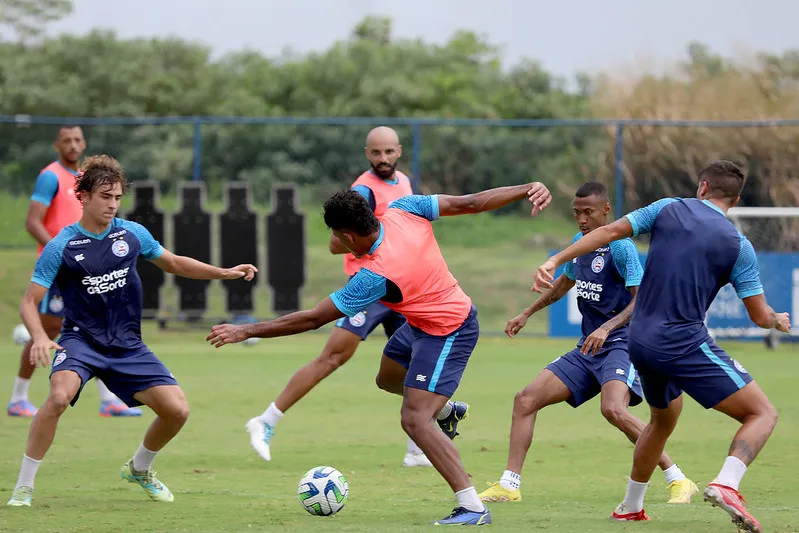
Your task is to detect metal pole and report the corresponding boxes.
[411,122,422,192]
[614,123,624,219]
[192,120,202,182]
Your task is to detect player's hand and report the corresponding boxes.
[28,337,63,368]
[581,326,609,356]
[775,312,791,333]
[505,313,529,337]
[222,264,258,281]
[532,260,557,292]
[206,323,250,348]
[527,182,552,216]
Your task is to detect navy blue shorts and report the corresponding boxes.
[629,337,753,409]
[335,301,406,341]
[38,282,66,318]
[50,334,178,408]
[383,306,479,398]
[546,345,643,408]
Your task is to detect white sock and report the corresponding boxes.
[15,454,41,489]
[261,402,284,427]
[407,438,424,455]
[95,380,118,403]
[712,456,748,491]
[10,377,31,404]
[132,443,158,473]
[663,464,686,484]
[455,486,486,513]
[499,469,521,490]
[622,478,649,513]
[437,401,453,421]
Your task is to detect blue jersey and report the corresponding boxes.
[32,218,164,349]
[563,232,643,347]
[625,198,763,352]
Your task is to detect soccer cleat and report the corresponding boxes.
[479,482,522,502]
[7,400,38,417]
[99,400,143,417]
[611,503,650,521]
[704,483,761,533]
[437,401,469,440]
[6,486,32,507]
[667,478,699,503]
[433,506,492,526]
[120,460,174,502]
[402,452,433,467]
[246,417,274,462]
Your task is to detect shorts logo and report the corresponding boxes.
[349,312,366,327]
[615,368,625,376]
[53,351,66,367]
[416,374,427,382]
[732,359,748,374]
[111,240,129,257]
[591,255,605,273]
[48,296,64,313]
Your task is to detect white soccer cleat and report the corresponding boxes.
[246,417,273,462]
[402,452,433,467]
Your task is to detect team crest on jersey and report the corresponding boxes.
[53,351,67,367]
[48,296,64,313]
[591,255,605,273]
[732,359,748,374]
[111,239,129,257]
[349,312,366,327]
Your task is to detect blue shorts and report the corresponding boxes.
[383,306,479,398]
[38,282,66,318]
[546,345,643,408]
[50,334,178,408]
[335,301,406,341]
[629,337,753,409]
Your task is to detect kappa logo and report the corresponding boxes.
[111,239,129,257]
[53,351,67,367]
[591,255,605,273]
[349,312,366,327]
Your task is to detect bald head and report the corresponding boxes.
[365,126,402,180]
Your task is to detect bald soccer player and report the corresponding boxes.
[243,127,468,467]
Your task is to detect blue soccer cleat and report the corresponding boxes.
[7,400,38,417]
[433,506,492,526]
[437,400,469,440]
[100,400,142,417]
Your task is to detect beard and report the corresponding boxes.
[371,161,396,179]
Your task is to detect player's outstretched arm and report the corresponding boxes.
[152,249,257,281]
[19,283,63,367]
[437,182,552,217]
[742,295,791,333]
[732,236,791,333]
[506,275,574,337]
[206,298,344,347]
[533,218,633,292]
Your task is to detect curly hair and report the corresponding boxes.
[698,160,746,200]
[323,190,380,236]
[75,155,127,198]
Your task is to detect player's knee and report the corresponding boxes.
[762,401,779,431]
[319,348,352,373]
[46,388,73,414]
[600,403,628,427]
[513,388,540,416]
[375,373,398,393]
[165,400,190,426]
[399,409,426,437]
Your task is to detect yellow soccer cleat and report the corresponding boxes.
[479,482,522,503]
[667,478,699,504]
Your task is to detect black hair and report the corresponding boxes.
[323,190,380,236]
[75,155,127,197]
[575,181,609,201]
[698,160,746,200]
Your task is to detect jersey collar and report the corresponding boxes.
[701,199,726,216]
[368,169,399,185]
[367,223,385,255]
[76,220,114,240]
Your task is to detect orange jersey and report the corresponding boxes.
[331,195,472,336]
[343,170,413,276]
[33,162,82,256]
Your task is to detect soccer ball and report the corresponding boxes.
[297,466,348,516]
[12,324,31,346]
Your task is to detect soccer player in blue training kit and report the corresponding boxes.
[208,182,553,526]
[534,161,791,533]
[6,156,257,508]
[480,181,697,505]
[247,127,467,468]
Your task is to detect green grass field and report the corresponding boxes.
[0,332,797,532]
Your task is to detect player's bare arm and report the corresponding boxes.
[742,294,791,333]
[437,182,552,217]
[534,218,634,292]
[25,201,53,247]
[581,286,638,356]
[19,282,62,368]
[151,249,257,281]
[207,297,345,348]
[506,275,575,337]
